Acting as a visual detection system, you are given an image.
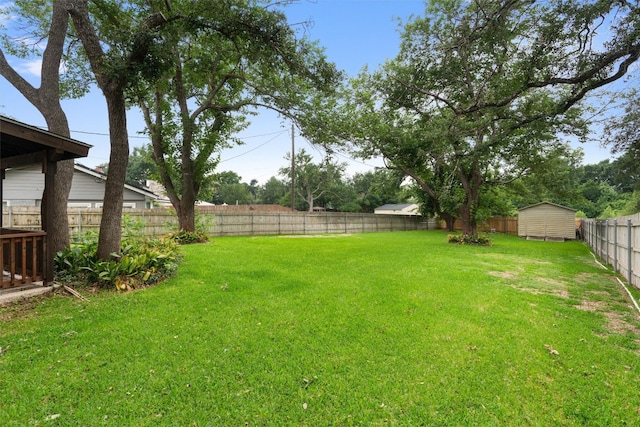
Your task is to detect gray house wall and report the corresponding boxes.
[2,165,154,209]
[1,165,45,206]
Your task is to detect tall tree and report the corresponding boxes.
[279,149,345,212]
[604,88,640,159]
[66,0,173,258]
[211,171,251,205]
[602,88,640,213]
[349,169,408,213]
[317,0,640,236]
[0,0,89,253]
[134,0,341,231]
[125,145,157,187]
[260,176,288,204]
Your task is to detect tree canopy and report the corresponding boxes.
[131,0,341,231]
[279,149,346,212]
[308,0,640,235]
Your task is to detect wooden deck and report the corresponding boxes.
[1,228,47,288]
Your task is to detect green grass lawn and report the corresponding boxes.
[1,231,639,425]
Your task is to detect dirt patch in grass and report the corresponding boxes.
[575,297,640,337]
[498,268,640,337]
[488,271,518,280]
[0,297,45,323]
[574,300,608,312]
[488,270,570,298]
[478,253,552,265]
[604,311,640,335]
[521,286,569,299]
[573,272,603,284]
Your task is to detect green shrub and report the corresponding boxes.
[447,233,492,246]
[166,229,209,245]
[55,223,181,290]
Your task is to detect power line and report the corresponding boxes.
[332,148,384,169]
[219,130,288,163]
[72,129,148,139]
[27,124,289,142]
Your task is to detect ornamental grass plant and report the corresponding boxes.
[1,231,639,425]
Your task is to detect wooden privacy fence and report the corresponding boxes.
[2,207,436,237]
[442,216,518,234]
[582,214,640,289]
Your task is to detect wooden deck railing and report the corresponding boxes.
[1,228,46,288]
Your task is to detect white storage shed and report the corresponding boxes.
[518,202,576,241]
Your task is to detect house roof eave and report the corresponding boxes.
[1,115,91,170]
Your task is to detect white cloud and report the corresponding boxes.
[15,58,68,79]
[18,59,42,77]
[0,1,16,26]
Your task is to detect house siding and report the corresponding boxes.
[2,165,152,209]
[1,166,45,206]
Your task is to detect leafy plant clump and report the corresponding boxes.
[55,217,181,290]
[167,229,209,245]
[447,233,492,246]
[164,211,211,244]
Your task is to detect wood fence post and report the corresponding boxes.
[628,218,633,287]
[592,219,598,255]
[606,220,609,265]
[344,212,347,234]
[613,219,618,273]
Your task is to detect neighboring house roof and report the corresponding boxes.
[74,163,158,199]
[145,179,172,206]
[374,203,421,215]
[518,201,577,212]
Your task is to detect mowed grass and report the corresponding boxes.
[1,231,640,425]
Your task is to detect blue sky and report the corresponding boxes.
[0,0,616,184]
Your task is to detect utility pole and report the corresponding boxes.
[290,123,295,211]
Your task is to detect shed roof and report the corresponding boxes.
[376,203,417,211]
[1,115,91,169]
[518,201,576,212]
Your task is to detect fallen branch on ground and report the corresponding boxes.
[63,285,89,302]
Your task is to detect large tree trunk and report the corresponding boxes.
[39,111,74,255]
[40,160,73,253]
[458,166,482,237]
[441,213,456,232]
[458,200,478,236]
[179,118,197,232]
[67,0,133,259]
[177,202,196,232]
[96,91,129,259]
[306,187,314,212]
[0,0,74,254]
